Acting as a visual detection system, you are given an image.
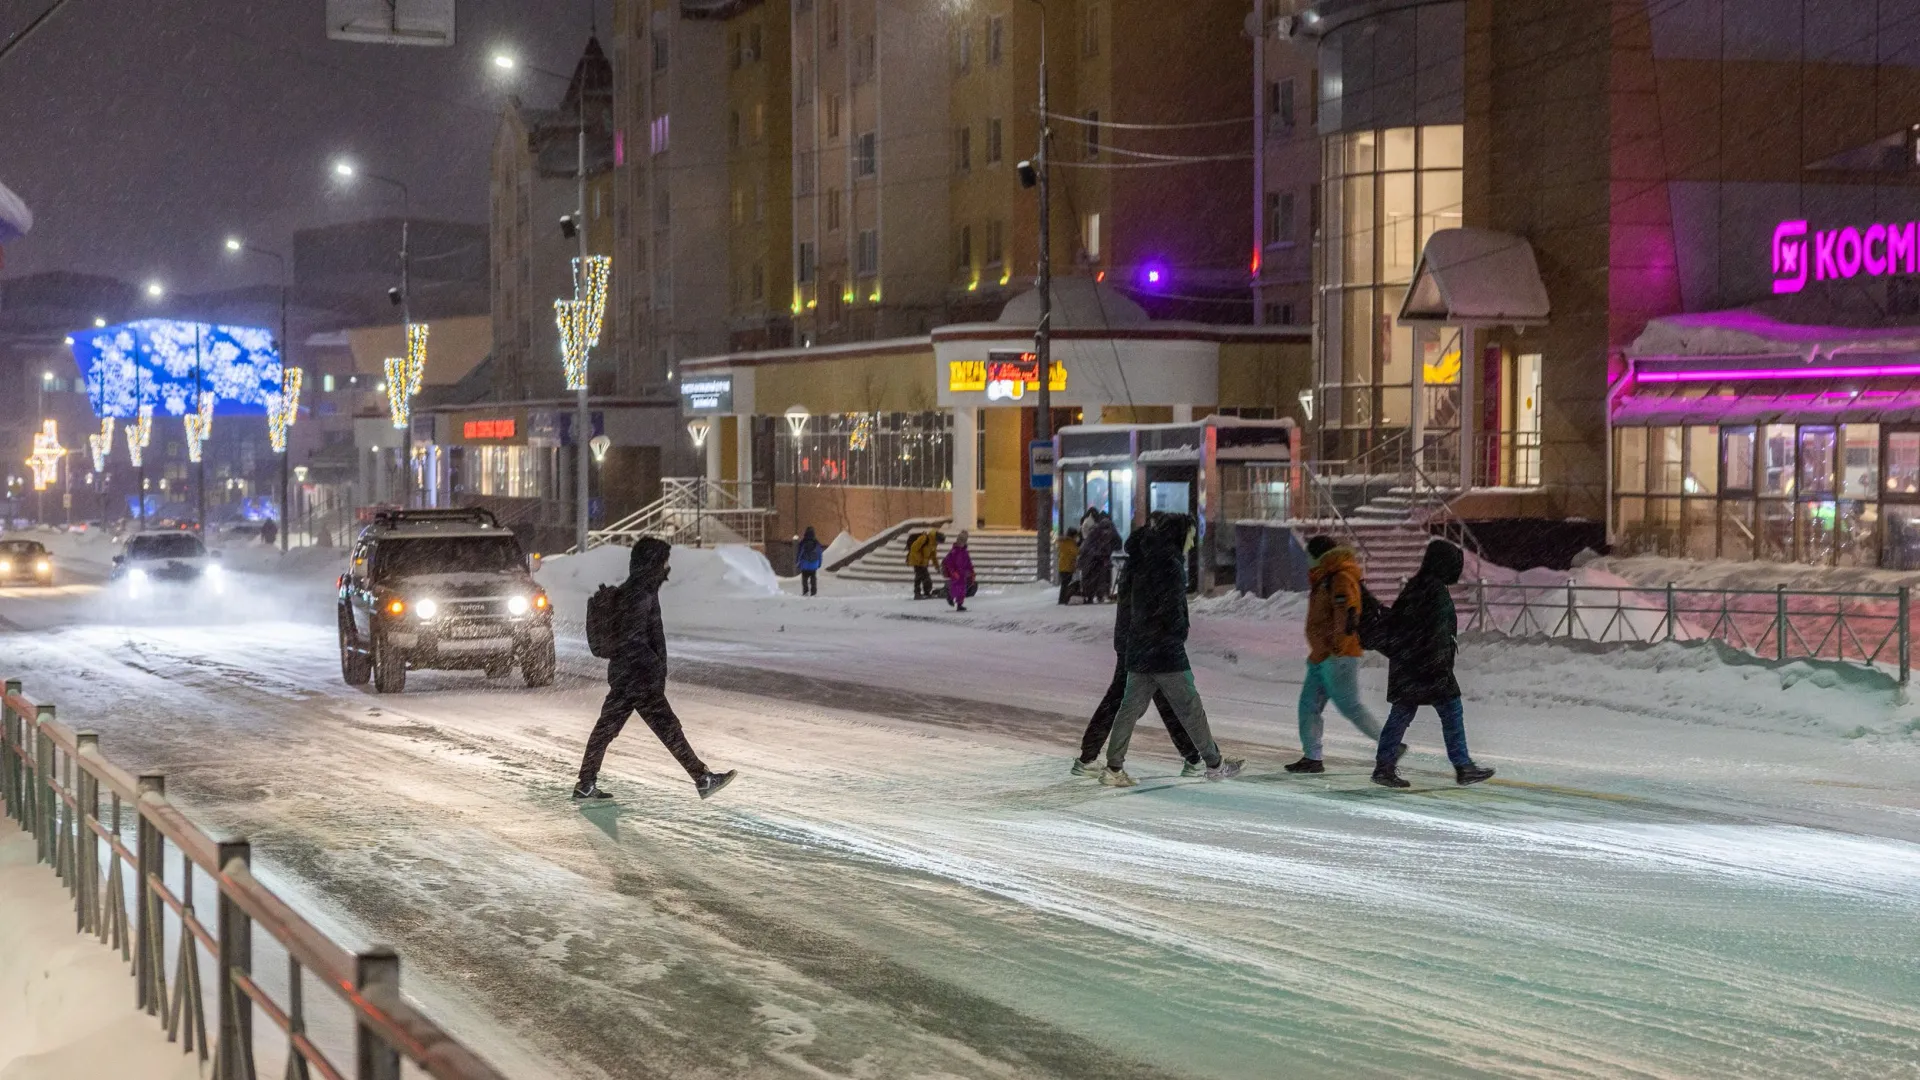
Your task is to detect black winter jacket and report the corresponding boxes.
[1385,540,1465,706]
[1122,515,1193,674]
[610,538,672,689]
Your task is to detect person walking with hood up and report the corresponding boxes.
[907,525,940,600]
[1097,512,1243,786]
[795,526,824,596]
[1076,511,1118,602]
[575,537,737,800]
[1372,539,1494,788]
[1286,535,1387,773]
[1071,545,1206,778]
[942,530,976,611]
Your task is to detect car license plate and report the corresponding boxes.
[447,623,499,639]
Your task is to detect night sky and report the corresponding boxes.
[0,0,605,293]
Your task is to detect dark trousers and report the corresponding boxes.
[579,681,709,785]
[1376,698,1473,770]
[1057,578,1077,605]
[912,565,933,599]
[799,570,818,595]
[1078,659,1201,764]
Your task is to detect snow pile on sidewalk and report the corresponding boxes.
[1191,590,1309,621]
[0,831,198,1080]
[1594,554,1920,594]
[538,543,783,616]
[821,530,859,567]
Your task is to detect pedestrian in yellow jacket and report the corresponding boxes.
[1286,535,1388,774]
[1056,529,1081,605]
[907,527,940,600]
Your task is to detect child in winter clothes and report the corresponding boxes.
[942,531,976,612]
[1056,529,1082,605]
[795,526,824,596]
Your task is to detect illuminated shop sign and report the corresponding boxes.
[680,375,733,413]
[463,418,516,440]
[1771,218,1920,295]
[947,351,1068,400]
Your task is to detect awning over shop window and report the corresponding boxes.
[1398,228,1550,327]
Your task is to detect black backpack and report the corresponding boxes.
[1355,582,1395,654]
[585,583,625,659]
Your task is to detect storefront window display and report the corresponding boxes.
[776,411,953,490]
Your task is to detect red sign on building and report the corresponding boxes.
[463,418,516,440]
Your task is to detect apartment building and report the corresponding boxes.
[1254,0,1316,327]
[723,0,794,352]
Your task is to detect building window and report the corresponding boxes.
[650,114,670,154]
[987,117,1003,164]
[1081,212,1100,259]
[798,241,817,283]
[955,126,971,172]
[751,102,766,141]
[855,131,877,177]
[827,94,842,138]
[752,261,765,301]
[652,30,669,71]
[730,30,742,69]
[748,25,762,61]
[1084,109,1100,158]
[854,34,876,82]
[957,225,973,270]
[731,185,745,225]
[826,0,840,46]
[754,179,765,223]
[826,187,842,231]
[857,229,878,277]
[1083,5,1100,56]
[956,28,971,72]
[729,110,741,148]
[987,15,1003,66]
[776,411,955,490]
[1270,77,1296,130]
[824,279,844,324]
[986,219,1004,266]
[322,374,336,393]
[797,151,816,196]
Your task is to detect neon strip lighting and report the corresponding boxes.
[1636,363,1920,383]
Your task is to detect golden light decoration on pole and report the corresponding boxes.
[384,324,429,429]
[87,418,115,473]
[555,254,611,391]
[268,367,303,453]
[183,393,216,463]
[26,420,64,491]
[125,405,153,467]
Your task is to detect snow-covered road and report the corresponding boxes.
[2,548,1918,1079]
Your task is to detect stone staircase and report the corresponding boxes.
[1343,487,1460,591]
[835,528,1043,586]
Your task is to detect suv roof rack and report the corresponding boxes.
[369,507,502,531]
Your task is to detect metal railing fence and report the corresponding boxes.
[583,477,772,552]
[1452,580,1911,683]
[0,681,509,1080]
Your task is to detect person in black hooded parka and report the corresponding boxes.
[1372,539,1494,788]
[575,538,737,800]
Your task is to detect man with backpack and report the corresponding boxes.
[795,526,823,596]
[577,537,737,800]
[1372,539,1495,789]
[907,525,940,600]
[1286,535,1389,774]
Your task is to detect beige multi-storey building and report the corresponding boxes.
[1254,0,1317,328]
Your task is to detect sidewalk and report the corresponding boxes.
[0,829,200,1080]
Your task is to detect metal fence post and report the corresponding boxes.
[1565,579,1577,639]
[1776,584,1789,662]
[216,839,255,1080]
[1475,579,1488,631]
[135,772,164,1015]
[1,680,17,821]
[1665,583,1676,642]
[35,708,55,865]
[355,947,402,1080]
[75,732,99,936]
[1901,587,1911,686]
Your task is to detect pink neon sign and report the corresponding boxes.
[1637,362,1920,383]
[1772,218,1920,295]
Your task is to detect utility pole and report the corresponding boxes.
[195,323,207,534]
[575,45,592,555]
[1028,0,1053,582]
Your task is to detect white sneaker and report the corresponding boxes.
[1098,767,1137,788]
[1069,758,1101,777]
[1205,758,1245,781]
[1180,760,1205,778]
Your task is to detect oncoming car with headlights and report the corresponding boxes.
[112,531,225,598]
[0,539,55,586]
[337,509,556,693]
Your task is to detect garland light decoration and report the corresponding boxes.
[27,421,64,491]
[88,417,115,473]
[183,392,215,463]
[268,366,303,452]
[555,254,611,391]
[125,405,152,467]
[384,324,428,428]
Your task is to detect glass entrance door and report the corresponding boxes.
[1882,429,1920,569]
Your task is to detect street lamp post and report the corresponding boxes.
[784,407,809,549]
[1024,0,1054,582]
[334,161,413,507]
[494,50,595,553]
[227,237,294,550]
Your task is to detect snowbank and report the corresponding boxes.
[821,530,859,567]
[1191,590,1310,622]
[0,831,198,1080]
[537,543,783,618]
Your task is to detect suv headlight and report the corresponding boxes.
[414,598,439,621]
[34,559,50,573]
[506,595,530,616]
[0,559,11,573]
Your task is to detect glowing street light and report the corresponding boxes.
[491,52,516,70]
[145,281,165,299]
[224,236,243,252]
[333,160,356,179]
[92,317,106,328]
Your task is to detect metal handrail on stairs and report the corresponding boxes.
[579,478,772,553]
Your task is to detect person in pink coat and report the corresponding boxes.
[942,530,977,612]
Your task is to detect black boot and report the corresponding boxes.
[573,780,613,800]
[697,770,738,800]
[1371,768,1411,789]
[1283,757,1324,774]
[1455,763,1495,786]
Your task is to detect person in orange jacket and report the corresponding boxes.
[1285,535,1388,774]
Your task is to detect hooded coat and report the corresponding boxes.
[796,527,824,572]
[1385,540,1465,706]
[611,538,672,689]
[1122,514,1193,674]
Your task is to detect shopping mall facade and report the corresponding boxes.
[1303,0,1920,567]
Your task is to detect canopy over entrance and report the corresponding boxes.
[1399,228,1550,327]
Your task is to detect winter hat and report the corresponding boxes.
[1305,535,1337,559]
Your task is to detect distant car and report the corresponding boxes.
[112,531,224,598]
[0,539,53,586]
[336,508,556,694]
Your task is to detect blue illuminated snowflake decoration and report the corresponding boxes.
[69,319,282,420]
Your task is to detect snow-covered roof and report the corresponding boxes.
[995,277,1152,329]
[1626,309,1920,361]
[1399,228,1550,327]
